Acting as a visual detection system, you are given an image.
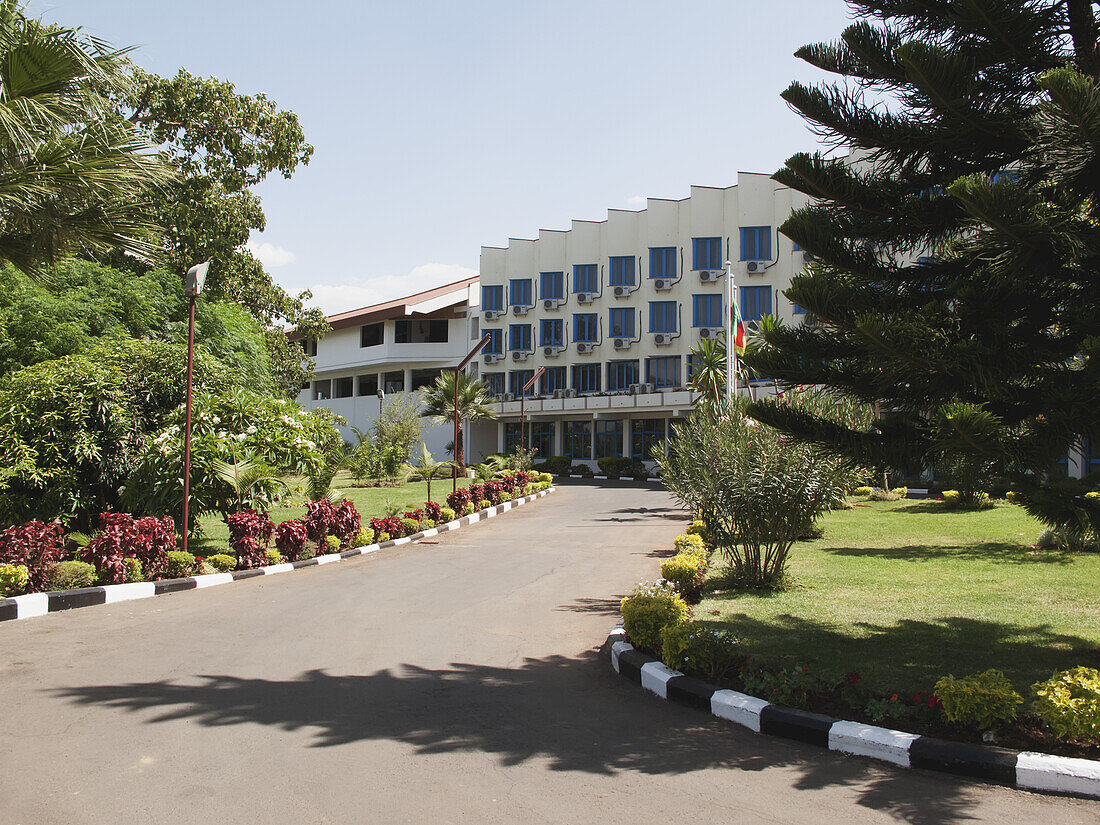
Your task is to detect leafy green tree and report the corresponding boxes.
[375,392,424,464]
[420,371,497,469]
[0,2,169,274]
[746,0,1100,507]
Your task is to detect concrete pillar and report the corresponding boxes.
[622,417,632,460]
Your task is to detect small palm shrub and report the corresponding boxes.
[1032,667,1100,742]
[620,580,689,653]
[934,669,1023,731]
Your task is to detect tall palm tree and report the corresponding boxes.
[0,2,170,275]
[421,370,497,470]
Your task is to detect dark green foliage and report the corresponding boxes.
[596,457,632,479]
[46,560,97,591]
[748,1,1100,525]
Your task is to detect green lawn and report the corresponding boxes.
[697,499,1100,696]
[192,471,472,553]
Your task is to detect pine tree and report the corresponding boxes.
[747,1,1100,513]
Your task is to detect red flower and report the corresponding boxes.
[889,693,899,702]
[844,671,861,684]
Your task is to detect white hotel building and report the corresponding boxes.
[465,173,812,464]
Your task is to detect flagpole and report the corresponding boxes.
[726,259,736,403]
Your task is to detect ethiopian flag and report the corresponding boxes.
[730,299,746,355]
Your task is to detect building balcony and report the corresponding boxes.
[494,388,695,416]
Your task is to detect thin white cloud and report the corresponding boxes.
[305,263,477,315]
[626,195,646,208]
[246,241,297,268]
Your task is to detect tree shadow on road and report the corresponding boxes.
[55,648,995,824]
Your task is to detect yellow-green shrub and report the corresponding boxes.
[207,554,237,573]
[673,533,707,562]
[934,669,1023,730]
[1006,491,1020,504]
[620,581,689,653]
[440,507,456,523]
[1032,667,1100,742]
[0,563,29,596]
[686,520,710,544]
[853,486,874,497]
[660,553,705,600]
[539,472,553,483]
[942,490,961,505]
[47,560,97,590]
[265,549,283,566]
[124,557,144,583]
[660,622,742,681]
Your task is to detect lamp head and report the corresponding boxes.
[184,261,211,296]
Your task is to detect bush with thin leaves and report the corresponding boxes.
[658,394,866,590]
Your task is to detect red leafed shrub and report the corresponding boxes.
[499,474,517,494]
[0,520,65,591]
[227,510,275,569]
[274,519,308,561]
[332,501,361,546]
[234,536,266,570]
[424,501,443,523]
[304,499,337,544]
[483,480,503,505]
[513,470,530,488]
[369,516,404,540]
[403,508,425,525]
[466,484,485,505]
[82,512,178,585]
[446,488,471,511]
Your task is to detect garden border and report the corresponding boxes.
[606,626,1100,800]
[0,489,556,624]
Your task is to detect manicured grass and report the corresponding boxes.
[192,471,472,552]
[697,499,1100,696]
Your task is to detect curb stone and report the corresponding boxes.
[0,488,556,624]
[606,626,1100,799]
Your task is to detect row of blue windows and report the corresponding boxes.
[486,289,773,350]
[483,357,685,397]
[501,418,669,460]
[481,231,777,309]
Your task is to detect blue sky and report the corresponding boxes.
[30,1,854,314]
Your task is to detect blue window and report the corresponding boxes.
[649,301,678,333]
[740,286,772,321]
[510,369,535,397]
[483,373,504,396]
[632,418,666,460]
[574,264,598,294]
[540,318,563,347]
[505,421,553,454]
[740,226,772,261]
[692,294,722,327]
[485,328,503,354]
[573,313,598,342]
[609,307,635,339]
[646,356,681,388]
[572,363,601,394]
[509,323,532,351]
[540,271,564,300]
[540,366,566,395]
[609,256,635,286]
[595,419,623,458]
[562,420,592,459]
[482,285,503,311]
[793,303,805,315]
[791,239,803,252]
[607,359,639,392]
[509,278,532,307]
[692,237,722,270]
[650,247,677,279]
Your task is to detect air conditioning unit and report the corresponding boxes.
[746,260,768,275]
[613,285,631,298]
[483,353,503,365]
[699,327,722,339]
[512,351,530,362]
[613,338,632,350]
[512,305,529,316]
[552,389,566,399]
[483,310,503,321]
[628,383,641,395]
[501,393,516,402]
[653,334,671,346]
[576,342,594,354]
[543,346,560,357]
[642,383,655,393]
[576,292,594,304]
[654,279,672,291]
[699,270,721,282]
[543,299,563,310]
[563,389,578,398]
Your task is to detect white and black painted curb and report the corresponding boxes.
[607,627,1100,799]
[0,489,556,624]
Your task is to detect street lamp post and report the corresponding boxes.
[520,367,546,455]
[181,261,210,556]
[452,333,493,493]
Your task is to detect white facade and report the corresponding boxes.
[469,174,812,464]
[297,278,480,459]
